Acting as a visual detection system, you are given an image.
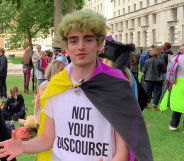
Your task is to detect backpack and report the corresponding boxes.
[15,126,32,141]
[5,121,15,134]
[165,54,180,84]
[140,51,150,67]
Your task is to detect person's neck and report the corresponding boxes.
[73,61,97,82]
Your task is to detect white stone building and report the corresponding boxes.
[84,0,184,47]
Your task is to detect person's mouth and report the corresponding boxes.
[76,53,87,58]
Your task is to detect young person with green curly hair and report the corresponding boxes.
[0,10,153,161]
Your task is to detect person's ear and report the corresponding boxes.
[97,41,103,51]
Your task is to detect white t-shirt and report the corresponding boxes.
[171,54,184,77]
[44,71,115,161]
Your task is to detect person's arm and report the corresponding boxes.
[0,115,55,161]
[30,56,34,68]
[0,56,7,73]
[36,59,45,71]
[2,98,10,113]
[19,95,27,112]
[143,60,148,75]
[112,130,129,161]
[32,55,36,63]
[98,130,129,161]
[161,60,167,73]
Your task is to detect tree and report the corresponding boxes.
[1,0,87,48]
[0,0,54,53]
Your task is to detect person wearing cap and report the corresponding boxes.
[53,47,68,66]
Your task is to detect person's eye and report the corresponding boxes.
[86,39,93,42]
[70,40,76,44]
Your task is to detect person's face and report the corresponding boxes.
[67,30,102,68]
[57,64,65,74]
[40,52,46,59]
[180,46,184,54]
[17,89,20,95]
[36,45,41,52]
[54,51,59,56]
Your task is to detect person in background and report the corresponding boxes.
[129,43,140,79]
[0,108,16,161]
[2,86,27,122]
[53,47,68,66]
[143,47,166,111]
[160,42,174,67]
[32,45,41,90]
[0,48,7,100]
[160,46,184,132]
[64,49,71,64]
[22,48,33,94]
[18,60,65,129]
[36,51,47,85]
[45,50,52,64]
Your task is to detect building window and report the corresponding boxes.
[115,35,117,41]
[152,29,156,44]
[144,31,147,47]
[134,4,136,11]
[16,42,22,49]
[128,6,130,13]
[123,8,125,14]
[97,5,99,12]
[140,1,143,9]
[126,33,128,43]
[119,34,122,42]
[101,4,102,11]
[146,15,149,26]
[118,10,120,16]
[126,20,128,29]
[147,0,150,7]
[154,0,157,4]
[130,32,133,43]
[115,23,118,31]
[121,22,123,29]
[132,19,135,28]
[138,17,141,27]
[123,0,125,4]
[170,27,175,45]
[114,0,116,7]
[89,4,90,9]
[153,13,156,24]
[172,8,177,20]
[94,7,96,11]
[4,38,10,49]
[137,32,141,47]
[118,0,120,5]
[112,24,114,32]
[114,12,116,17]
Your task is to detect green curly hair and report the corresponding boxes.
[58,9,106,46]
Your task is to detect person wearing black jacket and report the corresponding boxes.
[0,48,7,100]
[0,109,16,161]
[160,42,174,67]
[22,48,34,94]
[143,47,166,111]
[2,86,27,122]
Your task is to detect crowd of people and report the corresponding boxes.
[0,9,183,161]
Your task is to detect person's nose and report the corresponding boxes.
[78,40,85,51]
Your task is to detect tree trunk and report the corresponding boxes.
[54,0,62,48]
[28,33,33,55]
[67,0,75,13]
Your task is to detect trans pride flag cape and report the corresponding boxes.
[37,60,153,161]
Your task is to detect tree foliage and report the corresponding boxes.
[0,0,54,51]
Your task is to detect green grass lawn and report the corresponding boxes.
[2,75,184,161]
[8,57,22,64]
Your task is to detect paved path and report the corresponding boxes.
[7,63,23,77]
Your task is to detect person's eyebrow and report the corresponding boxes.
[68,36,78,40]
[84,35,95,38]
